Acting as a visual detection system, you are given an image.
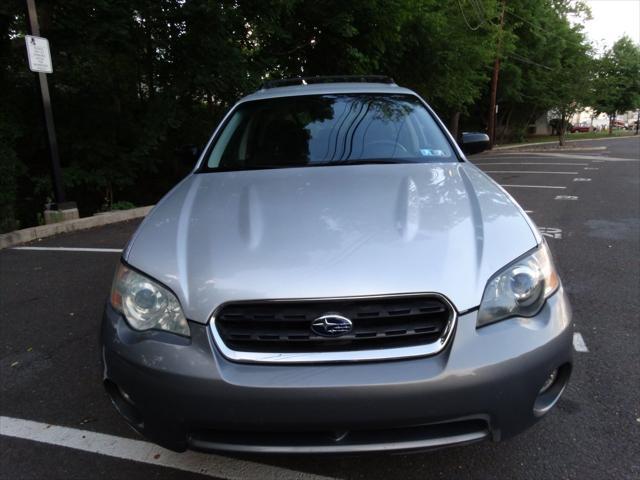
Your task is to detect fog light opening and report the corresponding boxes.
[539,369,558,394]
[104,379,144,429]
[118,385,135,405]
[533,363,571,417]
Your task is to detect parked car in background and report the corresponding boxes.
[101,76,573,454]
[569,124,591,133]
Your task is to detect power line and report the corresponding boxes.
[457,0,485,31]
[505,9,546,33]
[508,52,554,71]
[505,9,567,42]
[470,0,486,21]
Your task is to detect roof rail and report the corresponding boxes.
[259,75,396,90]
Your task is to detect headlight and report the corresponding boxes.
[110,263,190,337]
[477,242,559,327]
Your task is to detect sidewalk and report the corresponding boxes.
[0,206,153,249]
[494,132,638,151]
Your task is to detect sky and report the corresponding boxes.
[581,0,640,53]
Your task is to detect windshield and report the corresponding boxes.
[202,93,457,172]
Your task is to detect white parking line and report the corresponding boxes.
[515,153,636,162]
[11,246,122,253]
[538,227,562,239]
[501,184,566,189]
[0,416,334,480]
[484,171,578,174]
[573,332,589,352]
[475,162,588,166]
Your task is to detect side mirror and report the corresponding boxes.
[175,144,201,164]
[459,132,490,155]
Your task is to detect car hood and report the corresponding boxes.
[125,163,538,323]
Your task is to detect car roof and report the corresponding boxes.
[238,82,418,103]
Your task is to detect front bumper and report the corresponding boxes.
[101,288,573,454]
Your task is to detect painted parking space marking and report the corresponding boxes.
[0,416,334,480]
[501,184,566,189]
[573,178,591,182]
[484,171,578,175]
[475,162,588,166]
[573,333,589,353]
[493,152,636,162]
[584,167,599,170]
[538,227,562,239]
[11,246,123,253]
[555,195,579,200]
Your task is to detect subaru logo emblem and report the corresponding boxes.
[311,314,353,337]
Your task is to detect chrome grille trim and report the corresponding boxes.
[208,293,458,364]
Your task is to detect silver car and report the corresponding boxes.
[101,76,572,454]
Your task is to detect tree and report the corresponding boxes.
[545,18,594,145]
[389,0,498,138]
[0,0,605,231]
[593,36,640,134]
[487,0,592,145]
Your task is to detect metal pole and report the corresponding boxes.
[25,0,66,207]
[488,0,506,149]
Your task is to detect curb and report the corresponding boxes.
[493,133,638,151]
[0,206,153,250]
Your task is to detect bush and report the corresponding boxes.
[109,201,136,211]
[0,117,26,233]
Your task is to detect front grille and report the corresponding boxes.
[214,295,454,355]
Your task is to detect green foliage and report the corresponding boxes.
[592,36,640,121]
[0,111,26,233]
[109,200,136,211]
[545,15,594,144]
[0,2,28,233]
[0,0,629,231]
[389,0,497,116]
[493,0,594,143]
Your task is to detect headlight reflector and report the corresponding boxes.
[477,243,559,327]
[110,263,190,337]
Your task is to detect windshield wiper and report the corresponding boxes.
[209,158,424,173]
[329,158,415,166]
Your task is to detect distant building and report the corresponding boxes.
[571,107,639,129]
[499,108,638,138]
[526,113,552,136]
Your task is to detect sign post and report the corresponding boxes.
[25,0,77,219]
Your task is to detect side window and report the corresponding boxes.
[208,112,245,168]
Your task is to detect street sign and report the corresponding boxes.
[25,35,52,73]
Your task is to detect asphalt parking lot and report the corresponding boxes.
[1,136,638,480]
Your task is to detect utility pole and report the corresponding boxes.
[487,0,506,148]
[25,0,77,218]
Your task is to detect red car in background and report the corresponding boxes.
[569,124,591,133]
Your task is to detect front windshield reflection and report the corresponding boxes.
[205,94,456,171]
